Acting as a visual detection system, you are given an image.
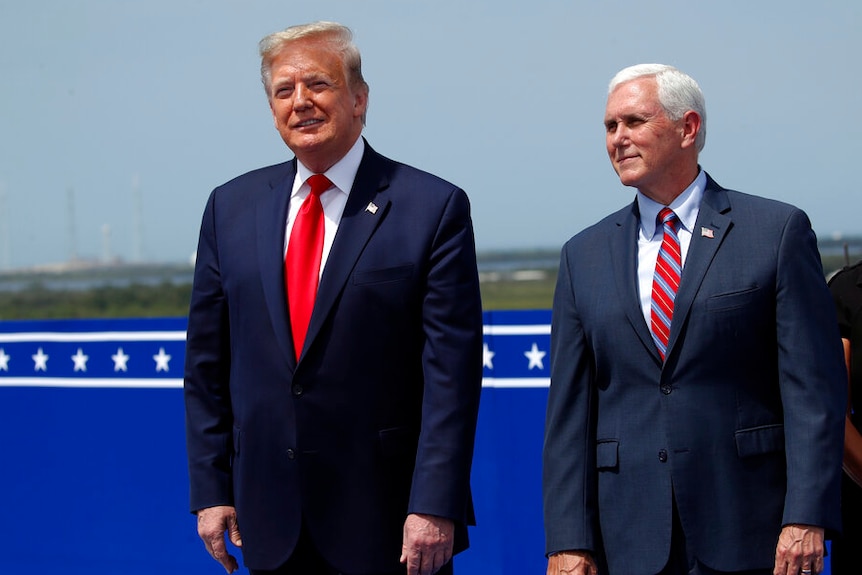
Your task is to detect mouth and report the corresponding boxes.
[293,118,323,129]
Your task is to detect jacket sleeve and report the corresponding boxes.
[775,208,846,531]
[407,187,484,524]
[183,189,235,513]
[543,244,600,555]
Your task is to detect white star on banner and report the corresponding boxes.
[32,347,49,372]
[524,342,547,370]
[0,348,9,371]
[483,343,495,369]
[112,347,130,372]
[71,348,89,372]
[153,347,171,372]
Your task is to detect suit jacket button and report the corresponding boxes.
[660,384,672,395]
[292,384,303,396]
[658,449,668,462]
[286,448,296,460]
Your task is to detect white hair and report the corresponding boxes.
[609,63,706,152]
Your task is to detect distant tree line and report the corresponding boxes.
[0,282,193,320]
[0,253,853,320]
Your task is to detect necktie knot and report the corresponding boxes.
[658,207,677,229]
[307,174,332,198]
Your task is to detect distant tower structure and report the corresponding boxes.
[0,183,9,270]
[131,174,144,263]
[101,223,112,264]
[67,187,78,262]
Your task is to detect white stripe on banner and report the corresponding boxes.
[0,331,187,343]
[0,378,549,389]
[0,378,184,389]
[482,325,551,335]
[482,377,550,388]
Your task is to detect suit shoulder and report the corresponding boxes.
[214,161,295,192]
[722,188,803,217]
[371,150,462,195]
[562,203,634,250]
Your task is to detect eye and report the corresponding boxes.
[274,85,294,98]
[605,122,617,133]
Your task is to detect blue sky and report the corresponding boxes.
[1,0,859,268]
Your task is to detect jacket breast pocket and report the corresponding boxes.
[734,423,785,457]
[705,286,760,312]
[596,439,619,471]
[353,264,414,286]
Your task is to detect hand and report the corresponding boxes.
[400,513,454,575]
[197,505,243,573]
[546,550,598,575]
[773,524,824,575]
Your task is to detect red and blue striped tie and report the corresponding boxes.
[650,207,681,361]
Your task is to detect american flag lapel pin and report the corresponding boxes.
[365,202,378,214]
[701,227,714,239]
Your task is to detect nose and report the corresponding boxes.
[293,84,313,110]
[609,125,628,147]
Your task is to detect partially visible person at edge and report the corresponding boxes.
[542,63,846,575]
[828,261,862,573]
[183,21,483,575]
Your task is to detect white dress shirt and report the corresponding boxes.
[284,136,365,278]
[636,170,706,327]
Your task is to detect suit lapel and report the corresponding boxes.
[665,176,732,359]
[612,200,660,359]
[257,160,298,368]
[301,145,390,359]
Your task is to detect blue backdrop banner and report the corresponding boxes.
[0,311,832,574]
[0,311,551,574]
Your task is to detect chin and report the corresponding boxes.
[617,172,643,188]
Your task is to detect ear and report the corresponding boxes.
[353,86,369,119]
[680,110,702,149]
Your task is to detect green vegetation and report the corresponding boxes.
[0,251,853,320]
[480,274,556,310]
[0,277,556,319]
[0,282,193,320]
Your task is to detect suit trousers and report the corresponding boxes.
[828,473,862,574]
[248,521,455,575]
[657,499,771,575]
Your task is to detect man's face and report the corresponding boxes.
[604,77,689,199]
[267,37,368,173]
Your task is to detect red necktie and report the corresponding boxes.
[650,207,681,361]
[286,174,332,360]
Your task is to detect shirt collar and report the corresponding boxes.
[295,136,365,197]
[637,169,706,240]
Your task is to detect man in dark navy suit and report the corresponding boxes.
[543,64,846,575]
[184,21,483,575]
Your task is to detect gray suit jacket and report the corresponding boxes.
[543,173,845,574]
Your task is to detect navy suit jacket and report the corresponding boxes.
[543,174,846,575]
[184,142,483,572]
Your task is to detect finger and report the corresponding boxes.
[814,554,825,573]
[220,555,239,574]
[209,536,237,573]
[227,514,243,547]
[404,551,421,575]
[426,549,442,575]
